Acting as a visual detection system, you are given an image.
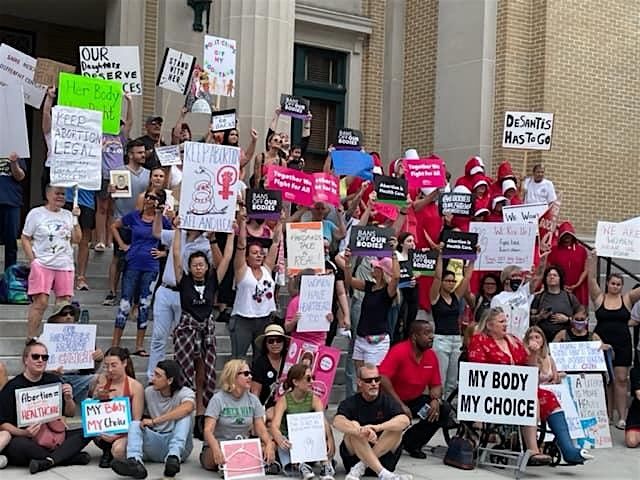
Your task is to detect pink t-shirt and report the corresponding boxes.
[285,295,327,345]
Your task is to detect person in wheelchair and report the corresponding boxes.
[468,308,594,466]
[379,320,450,459]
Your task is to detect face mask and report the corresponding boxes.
[572,320,588,330]
[509,279,522,291]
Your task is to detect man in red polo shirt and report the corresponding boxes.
[379,320,450,459]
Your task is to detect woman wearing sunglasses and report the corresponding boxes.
[251,324,289,420]
[111,187,172,355]
[271,363,336,480]
[200,359,275,471]
[0,340,90,473]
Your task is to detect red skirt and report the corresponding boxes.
[538,387,561,420]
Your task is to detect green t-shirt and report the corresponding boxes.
[205,390,265,441]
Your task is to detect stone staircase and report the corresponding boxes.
[0,245,349,404]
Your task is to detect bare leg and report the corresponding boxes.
[27,293,49,339]
[77,228,91,284]
[606,382,614,420]
[0,363,7,390]
[522,425,541,454]
[112,327,124,347]
[614,366,629,422]
[95,196,109,246]
[111,437,128,460]
[625,431,640,448]
[343,430,402,475]
[0,429,9,452]
[108,254,120,295]
[135,328,146,353]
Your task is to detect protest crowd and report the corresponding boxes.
[1,40,640,480]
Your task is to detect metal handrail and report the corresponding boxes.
[575,238,640,288]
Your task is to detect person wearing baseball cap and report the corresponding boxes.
[136,116,166,169]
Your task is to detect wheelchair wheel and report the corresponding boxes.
[442,388,459,445]
[543,442,561,466]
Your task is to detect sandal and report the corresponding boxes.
[76,276,90,291]
[527,452,551,466]
[94,242,106,252]
[132,349,150,357]
[616,419,626,430]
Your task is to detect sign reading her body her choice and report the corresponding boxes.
[348,226,394,257]
[81,397,131,437]
[211,109,236,132]
[298,275,335,333]
[595,220,640,261]
[279,94,310,119]
[155,145,181,166]
[50,105,103,190]
[439,192,473,216]
[502,202,549,223]
[110,170,132,198]
[16,384,63,427]
[40,323,97,370]
[502,111,554,150]
[57,72,122,134]
[179,142,240,233]
[441,230,478,260]
[335,128,363,150]
[156,47,196,95]
[374,175,407,206]
[203,35,237,97]
[246,189,282,220]
[267,166,314,207]
[549,341,607,372]
[79,46,141,95]
[457,362,538,426]
[220,438,264,480]
[34,58,75,87]
[412,249,438,276]
[469,222,537,271]
[0,83,30,158]
[0,43,47,108]
[403,156,446,189]
[286,222,325,275]
[287,412,328,464]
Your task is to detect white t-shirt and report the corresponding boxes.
[231,266,276,318]
[490,282,534,340]
[44,132,53,167]
[169,165,183,188]
[145,386,195,433]
[159,230,212,287]
[22,206,75,270]
[524,177,557,204]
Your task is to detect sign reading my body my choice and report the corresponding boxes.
[502,111,554,150]
[349,226,394,257]
[79,46,142,95]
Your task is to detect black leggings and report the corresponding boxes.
[400,287,419,339]
[4,428,90,467]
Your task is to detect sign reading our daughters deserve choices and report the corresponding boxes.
[57,72,122,134]
[79,46,141,95]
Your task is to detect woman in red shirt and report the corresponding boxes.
[548,222,589,306]
[468,307,594,466]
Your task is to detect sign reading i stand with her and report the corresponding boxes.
[335,128,363,150]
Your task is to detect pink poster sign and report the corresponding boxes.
[220,438,264,480]
[403,156,446,188]
[375,202,398,221]
[277,338,340,408]
[313,173,340,206]
[266,166,314,207]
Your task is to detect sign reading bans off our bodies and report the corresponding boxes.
[457,362,538,426]
[502,111,554,150]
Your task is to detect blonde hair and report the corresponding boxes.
[524,326,550,358]
[477,306,504,334]
[500,265,521,285]
[220,359,249,393]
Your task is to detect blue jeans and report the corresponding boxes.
[62,374,94,405]
[0,205,20,270]
[126,416,193,463]
[147,286,181,381]
[432,334,462,399]
[115,269,157,330]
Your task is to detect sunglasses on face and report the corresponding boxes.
[305,375,314,382]
[360,376,381,384]
[60,309,75,317]
[267,337,284,345]
[237,370,252,377]
[30,353,49,361]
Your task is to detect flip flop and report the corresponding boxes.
[94,242,106,252]
[76,277,90,291]
[132,349,150,357]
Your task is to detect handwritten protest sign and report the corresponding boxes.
[34,58,75,87]
[288,412,327,463]
[156,47,196,95]
[221,438,264,480]
[280,94,310,119]
[79,46,141,95]
[298,275,334,333]
[203,35,237,97]
[211,109,236,131]
[330,150,373,180]
[313,173,340,207]
[335,128,363,150]
[566,373,612,448]
[549,341,606,372]
[595,221,640,261]
[502,202,549,223]
[374,175,407,206]
[81,397,131,437]
[442,231,478,260]
[403,156,446,189]
[412,249,437,276]
[155,145,181,166]
[0,43,46,108]
[267,166,314,207]
[184,64,213,114]
[247,189,281,220]
[16,384,63,427]
[470,222,537,271]
[439,192,473,216]
[58,72,122,134]
[348,226,394,257]
[457,362,538,426]
[540,382,584,439]
[286,222,325,275]
[50,105,102,190]
[41,323,97,370]
[279,339,340,408]
[502,111,554,150]
[0,83,30,158]
[180,142,239,233]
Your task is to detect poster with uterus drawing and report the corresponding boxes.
[179,141,240,233]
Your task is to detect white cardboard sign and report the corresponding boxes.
[502,202,549,224]
[286,222,325,275]
[470,222,537,271]
[297,275,334,333]
[287,412,327,464]
[595,221,640,261]
[203,35,237,97]
[156,47,196,95]
[565,373,612,448]
[81,397,131,437]
[539,382,584,439]
[156,145,181,166]
[549,341,607,372]
[502,111,554,150]
[41,323,97,370]
[79,46,141,95]
[0,43,46,108]
[16,384,63,427]
[0,83,30,157]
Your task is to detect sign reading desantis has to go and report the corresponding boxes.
[502,111,554,150]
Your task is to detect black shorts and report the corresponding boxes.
[64,203,96,230]
[98,178,111,200]
[340,440,401,474]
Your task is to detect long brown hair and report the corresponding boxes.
[283,363,309,391]
[104,346,136,379]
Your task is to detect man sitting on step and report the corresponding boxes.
[111,360,194,479]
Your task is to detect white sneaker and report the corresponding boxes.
[345,461,366,480]
[379,470,412,480]
[319,463,335,480]
[0,455,7,469]
[299,463,315,480]
[580,449,594,461]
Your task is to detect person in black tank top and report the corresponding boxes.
[429,246,475,399]
[588,251,640,429]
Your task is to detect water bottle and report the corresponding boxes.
[417,402,431,420]
[79,309,90,324]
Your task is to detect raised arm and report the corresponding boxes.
[234,210,248,281]
[172,228,184,284]
[455,258,475,298]
[122,94,133,138]
[42,87,55,134]
[266,108,280,150]
[264,220,282,271]
[300,113,311,157]
[215,231,236,283]
[152,208,165,239]
[529,251,549,294]
[387,252,401,298]
[241,129,258,168]
[587,250,603,305]
[171,106,188,145]
[429,248,443,305]
[341,248,365,292]
[322,150,333,173]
